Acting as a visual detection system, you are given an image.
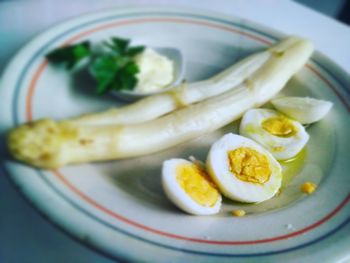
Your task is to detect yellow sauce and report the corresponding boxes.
[280,148,307,187]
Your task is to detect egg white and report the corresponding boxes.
[239,108,309,160]
[162,158,222,215]
[206,133,282,203]
[271,96,333,124]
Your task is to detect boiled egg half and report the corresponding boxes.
[207,133,282,203]
[162,158,222,215]
[240,109,309,160]
[271,96,333,124]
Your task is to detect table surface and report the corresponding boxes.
[1,1,349,262]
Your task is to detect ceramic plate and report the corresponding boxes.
[1,7,350,263]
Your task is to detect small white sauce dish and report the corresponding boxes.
[111,47,185,101]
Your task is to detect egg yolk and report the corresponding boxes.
[228,147,271,184]
[262,116,297,137]
[300,182,317,194]
[176,164,220,207]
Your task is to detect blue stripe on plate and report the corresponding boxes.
[37,170,350,258]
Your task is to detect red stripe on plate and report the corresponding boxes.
[63,17,272,46]
[53,169,350,245]
[26,60,48,121]
[306,64,350,112]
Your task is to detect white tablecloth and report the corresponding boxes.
[0,1,349,262]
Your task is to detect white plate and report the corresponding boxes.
[1,7,350,263]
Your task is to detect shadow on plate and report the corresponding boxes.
[0,132,13,161]
[102,158,178,213]
[70,67,122,104]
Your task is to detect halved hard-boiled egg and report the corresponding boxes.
[162,158,222,215]
[271,96,333,124]
[240,109,309,160]
[207,133,282,203]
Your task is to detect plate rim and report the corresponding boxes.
[1,6,350,262]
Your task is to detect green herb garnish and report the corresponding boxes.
[46,37,145,94]
[46,41,91,69]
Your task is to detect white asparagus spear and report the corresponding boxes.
[7,36,313,168]
[72,51,270,126]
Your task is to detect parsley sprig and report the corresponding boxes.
[46,37,145,94]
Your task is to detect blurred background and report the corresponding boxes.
[296,0,349,24]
